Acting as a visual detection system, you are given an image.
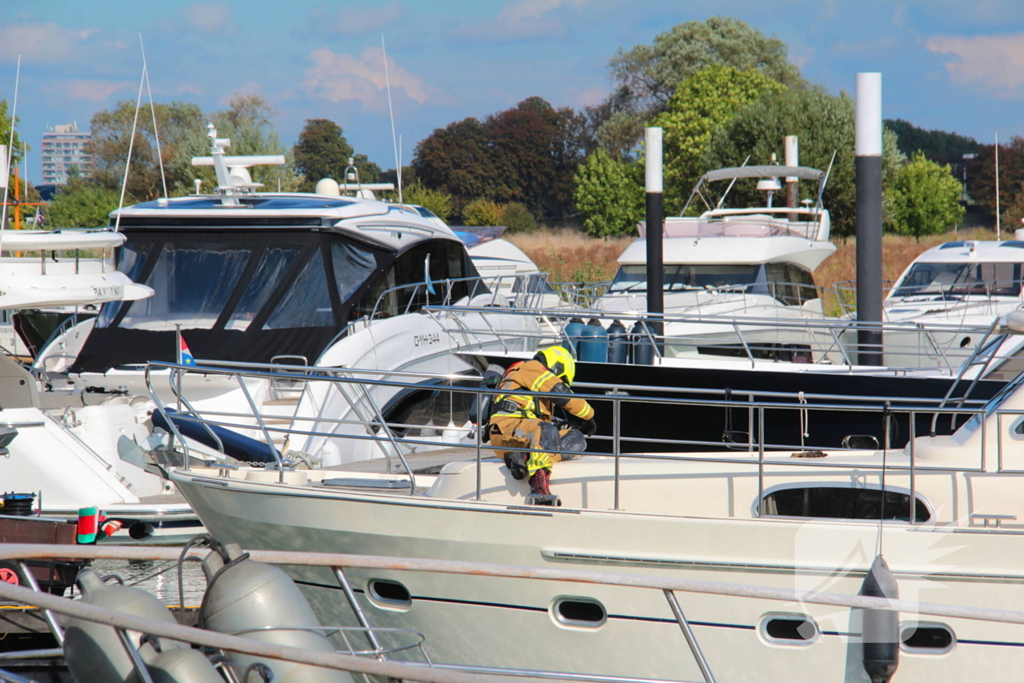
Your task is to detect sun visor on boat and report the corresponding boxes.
[0,229,126,252]
[120,282,156,301]
[702,166,824,183]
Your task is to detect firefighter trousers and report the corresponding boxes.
[489,415,585,479]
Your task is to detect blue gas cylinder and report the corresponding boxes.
[632,320,655,366]
[578,319,609,363]
[563,317,586,356]
[606,320,629,364]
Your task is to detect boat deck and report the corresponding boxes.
[328,447,494,475]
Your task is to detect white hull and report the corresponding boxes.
[169,459,1024,682]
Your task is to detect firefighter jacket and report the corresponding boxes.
[491,359,594,423]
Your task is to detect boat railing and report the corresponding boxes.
[659,212,826,241]
[314,271,560,363]
[365,272,561,323]
[567,280,829,311]
[5,542,1024,683]
[145,359,999,528]
[422,303,1004,373]
[834,278,1024,317]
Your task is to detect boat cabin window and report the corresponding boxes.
[892,262,1023,298]
[609,264,760,293]
[764,264,819,305]
[760,485,931,522]
[385,380,479,438]
[225,247,303,331]
[609,263,818,305]
[263,250,334,329]
[118,241,251,330]
[360,240,475,319]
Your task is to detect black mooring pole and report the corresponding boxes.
[645,127,664,355]
[856,72,883,366]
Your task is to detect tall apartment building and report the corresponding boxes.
[40,122,93,185]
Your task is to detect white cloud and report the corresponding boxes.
[52,79,137,103]
[169,82,205,97]
[301,47,451,110]
[0,23,99,63]
[180,2,236,37]
[303,2,405,37]
[568,86,607,108]
[926,33,1024,95]
[452,0,593,43]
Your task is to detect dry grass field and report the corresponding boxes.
[510,227,1002,315]
[507,230,633,284]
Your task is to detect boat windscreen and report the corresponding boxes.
[609,264,761,293]
[892,262,1023,298]
[72,230,390,372]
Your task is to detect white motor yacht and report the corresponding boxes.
[35,126,543,468]
[834,237,1024,368]
[163,356,1024,683]
[597,165,836,356]
[0,228,199,541]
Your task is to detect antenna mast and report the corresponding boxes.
[381,33,402,203]
[114,59,148,233]
[140,33,168,199]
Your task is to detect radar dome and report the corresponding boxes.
[316,178,340,196]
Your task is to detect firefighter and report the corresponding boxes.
[488,346,596,503]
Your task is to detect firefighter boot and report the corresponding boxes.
[504,453,529,481]
[526,468,560,506]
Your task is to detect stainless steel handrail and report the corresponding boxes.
[422,303,1001,372]
[145,359,998,522]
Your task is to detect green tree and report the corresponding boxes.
[573,148,644,237]
[705,87,861,234]
[651,66,786,212]
[412,117,495,217]
[463,198,504,226]
[413,98,589,223]
[882,127,908,232]
[500,202,537,233]
[601,17,804,155]
[884,119,979,162]
[0,98,26,189]
[176,92,299,193]
[402,183,454,223]
[88,100,204,201]
[966,137,1024,222]
[46,180,121,229]
[484,97,588,222]
[889,152,965,239]
[292,119,353,186]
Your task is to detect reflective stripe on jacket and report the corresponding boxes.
[491,359,593,422]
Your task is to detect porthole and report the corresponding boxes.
[367,579,412,609]
[759,613,819,645]
[551,597,606,628]
[900,622,955,654]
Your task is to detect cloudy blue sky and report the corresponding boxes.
[3,0,1024,183]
